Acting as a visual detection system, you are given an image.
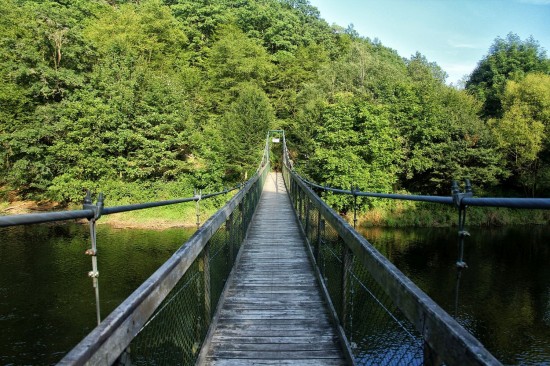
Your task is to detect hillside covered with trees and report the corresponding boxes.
[1,0,549,214]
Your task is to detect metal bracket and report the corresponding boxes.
[83,191,104,221]
[452,180,473,270]
[195,189,202,229]
[451,180,473,209]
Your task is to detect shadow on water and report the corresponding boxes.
[0,224,194,365]
[360,226,550,365]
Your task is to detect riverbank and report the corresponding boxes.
[3,199,550,229]
[355,201,550,227]
[0,200,215,230]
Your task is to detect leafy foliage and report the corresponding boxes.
[466,33,550,118]
[489,73,550,196]
[1,0,548,210]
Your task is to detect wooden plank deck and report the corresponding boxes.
[201,172,346,365]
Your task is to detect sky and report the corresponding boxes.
[307,0,550,85]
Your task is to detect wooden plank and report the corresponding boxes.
[209,343,341,352]
[209,329,335,338]
[208,359,347,366]
[222,302,325,310]
[201,172,345,365]
[223,293,324,302]
[211,335,339,343]
[209,350,343,359]
[213,321,334,331]
[215,318,334,328]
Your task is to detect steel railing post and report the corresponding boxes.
[352,185,358,229]
[452,180,472,269]
[83,191,104,326]
[195,189,202,229]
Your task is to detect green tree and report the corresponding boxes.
[490,73,550,196]
[220,83,275,181]
[399,54,506,194]
[205,25,274,111]
[40,0,199,201]
[0,0,99,195]
[466,33,550,119]
[169,0,228,65]
[301,93,403,211]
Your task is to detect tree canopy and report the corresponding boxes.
[466,33,550,119]
[1,0,549,207]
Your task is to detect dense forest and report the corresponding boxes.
[1,0,549,213]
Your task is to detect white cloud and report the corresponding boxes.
[447,36,490,50]
[448,42,478,49]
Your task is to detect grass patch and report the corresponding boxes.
[356,200,550,227]
[0,201,9,212]
[99,203,219,229]
[11,185,237,229]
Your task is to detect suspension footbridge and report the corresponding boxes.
[4,130,549,365]
[199,172,346,365]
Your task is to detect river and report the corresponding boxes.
[360,226,550,365]
[0,224,194,365]
[0,223,548,365]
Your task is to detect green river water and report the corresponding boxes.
[0,223,548,365]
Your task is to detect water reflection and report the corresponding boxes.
[0,224,193,365]
[360,226,550,365]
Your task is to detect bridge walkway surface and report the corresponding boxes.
[200,172,347,365]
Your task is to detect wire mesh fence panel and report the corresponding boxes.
[302,181,424,365]
[279,164,494,366]
[319,220,345,320]
[122,168,269,366]
[208,227,231,319]
[128,260,206,365]
[234,209,244,257]
[308,205,320,256]
[346,257,423,366]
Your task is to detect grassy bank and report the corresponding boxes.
[3,191,549,229]
[98,203,219,229]
[1,191,232,230]
[356,200,550,227]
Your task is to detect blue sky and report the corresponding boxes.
[307,0,550,85]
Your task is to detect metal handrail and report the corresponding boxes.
[0,186,240,228]
[301,177,454,204]
[299,176,550,209]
